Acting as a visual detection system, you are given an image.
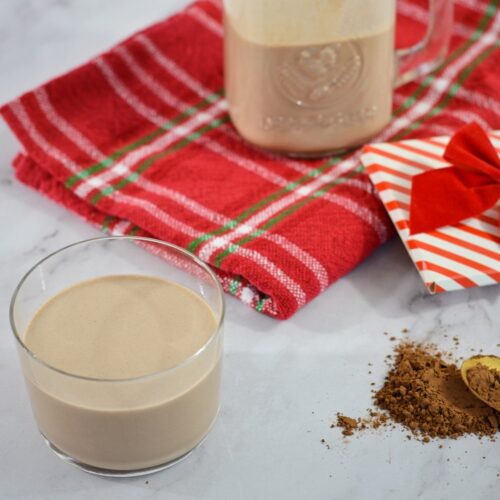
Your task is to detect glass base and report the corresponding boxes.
[242,139,352,159]
[42,435,196,478]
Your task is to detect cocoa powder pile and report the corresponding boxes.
[373,343,499,440]
[466,361,500,410]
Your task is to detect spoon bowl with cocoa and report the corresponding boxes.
[461,356,500,411]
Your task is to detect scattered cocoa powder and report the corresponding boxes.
[336,414,359,436]
[335,411,392,437]
[366,410,389,429]
[374,343,499,440]
[466,361,500,410]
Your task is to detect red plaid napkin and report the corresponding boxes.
[2,0,499,319]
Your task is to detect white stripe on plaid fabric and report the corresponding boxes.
[9,100,199,236]
[219,123,364,181]
[394,86,500,117]
[10,98,307,308]
[449,87,500,116]
[35,89,106,161]
[456,0,492,12]
[423,124,457,136]
[446,110,496,130]
[132,237,270,311]
[198,159,386,262]
[135,34,215,101]
[15,106,197,236]
[393,93,497,132]
[110,220,133,235]
[186,4,224,37]
[35,87,330,293]
[491,138,500,150]
[114,45,211,114]
[95,56,168,127]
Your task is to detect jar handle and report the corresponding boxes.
[395,0,454,88]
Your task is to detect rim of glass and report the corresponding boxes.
[9,236,225,383]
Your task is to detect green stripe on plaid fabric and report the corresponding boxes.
[213,165,365,267]
[392,41,499,141]
[186,154,347,252]
[101,215,116,233]
[229,276,241,295]
[255,296,268,312]
[90,114,230,204]
[100,215,140,235]
[127,225,140,236]
[393,0,498,118]
[65,89,223,188]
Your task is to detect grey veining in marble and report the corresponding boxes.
[0,1,498,499]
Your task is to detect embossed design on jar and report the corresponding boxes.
[263,105,378,131]
[273,41,363,108]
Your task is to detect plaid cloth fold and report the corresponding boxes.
[2,0,499,319]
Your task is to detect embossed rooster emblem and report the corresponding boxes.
[276,42,362,107]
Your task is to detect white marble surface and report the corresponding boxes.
[0,1,498,499]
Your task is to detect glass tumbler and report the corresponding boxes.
[10,236,225,477]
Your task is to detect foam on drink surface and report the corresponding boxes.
[225,0,395,45]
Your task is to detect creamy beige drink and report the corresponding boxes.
[22,275,221,471]
[224,0,396,155]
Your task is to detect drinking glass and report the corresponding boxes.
[10,236,225,477]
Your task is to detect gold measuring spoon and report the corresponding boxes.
[460,355,500,411]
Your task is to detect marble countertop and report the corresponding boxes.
[0,1,498,499]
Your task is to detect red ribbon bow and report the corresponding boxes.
[409,123,500,235]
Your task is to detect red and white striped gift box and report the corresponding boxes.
[361,131,500,294]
